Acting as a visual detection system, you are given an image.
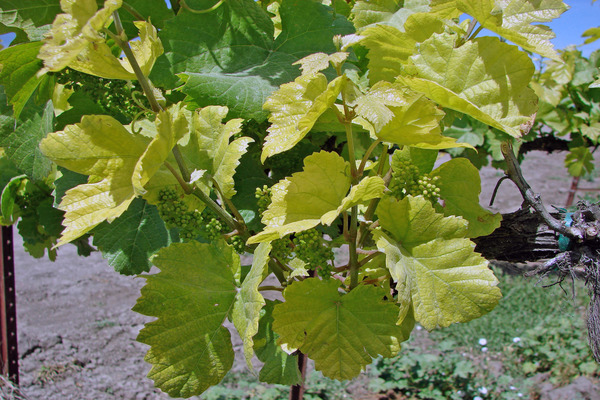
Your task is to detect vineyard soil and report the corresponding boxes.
[13,151,600,399]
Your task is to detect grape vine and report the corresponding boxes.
[0,1,598,399]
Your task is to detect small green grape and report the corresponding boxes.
[230,235,246,254]
[255,185,272,217]
[292,229,334,279]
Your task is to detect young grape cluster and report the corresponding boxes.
[271,237,292,260]
[293,229,334,279]
[55,68,148,121]
[255,185,272,217]
[157,188,203,241]
[389,160,441,203]
[229,235,246,254]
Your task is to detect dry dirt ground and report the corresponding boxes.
[10,151,600,400]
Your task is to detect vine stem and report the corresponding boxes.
[358,140,382,177]
[501,141,583,239]
[109,12,162,113]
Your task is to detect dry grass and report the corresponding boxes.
[0,374,28,400]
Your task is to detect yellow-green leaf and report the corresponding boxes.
[40,115,149,245]
[358,89,469,149]
[293,52,348,76]
[457,0,568,61]
[188,106,251,198]
[38,0,122,75]
[262,74,346,162]
[232,242,271,370]
[69,20,163,80]
[374,196,501,330]
[248,152,385,244]
[359,13,445,83]
[132,104,189,195]
[354,81,408,132]
[399,33,538,138]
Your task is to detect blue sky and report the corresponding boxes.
[1,1,599,56]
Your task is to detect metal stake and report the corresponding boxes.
[0,225,18,384]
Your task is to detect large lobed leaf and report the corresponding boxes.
[248,151,385,244]
[457,0,568,61]
[399,33,538,138]
[152,0,354,120]
[261,73,345,161]
[134,241,239,398]
[375,196,501,330]
[0,0,60,44]
[273,278,406,380]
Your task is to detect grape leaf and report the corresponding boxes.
[68,20,163,80]
[248,152,385,243]
[357,89,469,149]
[293,52,348,76]
[565,146,595,177]
[391,147,438,175]
[92,197,172,275]
[118,0,173,40]
[399,34,538,138]
[38,0,123,75]
[432,158,502,238]
[0,101,54,181]
[262,74,345,161]
[152,0,354,120]
[132,104,188,196]
[253,300,302,385]
[456,0,568,61]
[0,42,48,118]
[39,115,150,245]
[0,0,60,43]
[272,278,406,380]
[354,81,408,132]
[134,241,238,398]
[358,12,445,83]
[232,242,270,369]
[185,106,252,199]
[374,196,501,330]
[351,0,430,32]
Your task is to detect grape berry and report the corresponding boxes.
[293,229,334,279]
[389,160,441,203]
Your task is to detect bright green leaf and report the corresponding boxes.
[253,300,302,385]
[0,0,60,43]
[0,42,48,118]
[376,195,467,248]
[565,146,595,177]
[0,101,54,181]
[391,147,438,175]
[69,20,163,80]
[400,34,538,138]
[273,278,406,380]
[134,241,238,398]
[232,242,271,369]
[457,0,568,60]
[262,74,345,161]
[432,158,502,238]
[92,197,173,275]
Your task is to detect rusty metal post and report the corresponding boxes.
[0,225,19,384]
